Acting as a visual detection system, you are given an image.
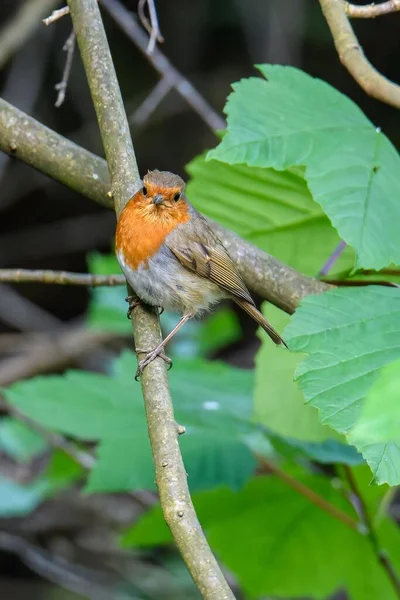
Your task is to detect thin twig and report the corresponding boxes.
[321,278,399,287]
[0,98,331,314]
[43,5,70,26]
[344,0,400,18]
[138,0,164,55]
[55,30,76,107]
[0,397,94,469]
[100,0,225,132]
[0,326,116,387]
[130,75,172,126]
[0,269,125,286]
[319,240,347,276]
[66,0,235,597]
[319,0,400,109]
[260,457,359,531]
[344,466,400,598]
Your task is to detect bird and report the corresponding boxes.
[115,169,287,378]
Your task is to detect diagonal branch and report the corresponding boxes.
[100,0,226,133]
[0,0,60,69]
[66,0,236,597]
[344,1,400,18]
[319,0,400,109]
[0,99,329,314]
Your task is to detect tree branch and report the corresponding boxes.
[0,0,60,69]
[344,1,400,18]
[66,0,235,597]
[0,99,329,315]
[319,0,400,109]
[260,457,359,531]
[344,466,400,598]
[0,269,125,286]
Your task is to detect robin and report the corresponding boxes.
[115,170,287,378]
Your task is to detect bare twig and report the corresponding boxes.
[138,0,164,55]
[100,0,225,132]
[344,466,400,598]
[319,240,347,276]
[0,0,60,69]
[55,30,76,107]
[0,326,116,387]
[260,457,359,531]
[130,76,172,126]
[319,0,400,109]
[0,397,94,469]
[344,0,400,18]
[43,5,70,26]
[0,284,60,332]
[66,0,235,596]
[0,269,125,287]
[0,98,330,314]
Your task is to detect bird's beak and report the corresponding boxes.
[153,194,164,205]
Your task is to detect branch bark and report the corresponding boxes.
[344,1,400,18]
[0,268,125,286]
[0,99,329,314]
[319,0,400,109]
[66,0,235,597]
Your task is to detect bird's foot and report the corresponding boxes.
[134,347,173,380]
[125,295,141,319]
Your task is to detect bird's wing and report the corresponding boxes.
[165,221,255,305]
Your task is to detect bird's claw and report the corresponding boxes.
[134,347,173,380]
[125,295,141,319]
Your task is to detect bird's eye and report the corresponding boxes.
[173,192,181,202]
[142,186,148,196]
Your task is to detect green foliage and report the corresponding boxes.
[187,153,354,276]
[286,286,400,485]
[254,304,333,441]
[87,252,128,333]
[208,64,400,269]
[123,472,400,600]
[0,417,47,462]
[4,352,256,493]
[0,476,48,517]
[351,358,400,444]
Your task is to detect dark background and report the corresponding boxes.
[0,1,399,598]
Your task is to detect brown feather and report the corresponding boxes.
[234,299,288,347]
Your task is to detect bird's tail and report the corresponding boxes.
[234,299,288,348]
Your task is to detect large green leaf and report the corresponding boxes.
[351,358,400,444]
[186,154,354,276]
[285,286,400,485]
[123,475,400,600]
[4,353,256,493]
[208,64,400,269]
[254,304,332,442]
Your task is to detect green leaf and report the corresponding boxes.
[0,476,48,517]
[255,304,335,441]
[4,353,256,493]
[351,358,400,444]
[285,286,400,485]
[208,64,400,269]
[124,475,400,600]
[0,418,47,462]
[186,153,354,276]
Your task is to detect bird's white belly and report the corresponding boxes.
[117,248,225,315]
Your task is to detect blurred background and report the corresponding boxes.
[0,1,399,598]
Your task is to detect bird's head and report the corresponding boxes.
[134,170,187,215]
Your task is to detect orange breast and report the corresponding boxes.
[115,194,190,270]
